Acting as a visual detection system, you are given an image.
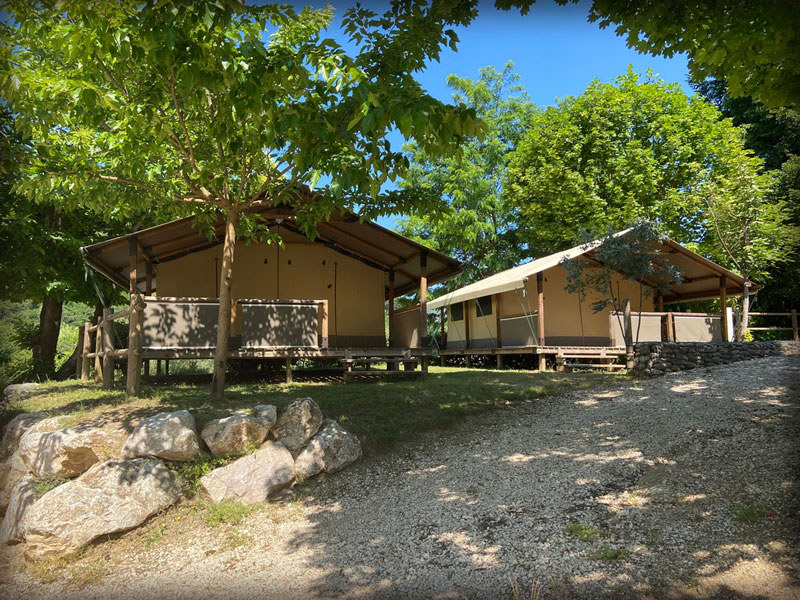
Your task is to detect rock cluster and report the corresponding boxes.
[632,340,800,377]
[0,397,361,559]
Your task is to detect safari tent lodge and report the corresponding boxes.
[429,233,751,370]
[79,205,462,393]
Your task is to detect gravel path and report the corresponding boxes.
[2,355,798,599]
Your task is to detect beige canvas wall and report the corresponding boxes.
[445,259,654,347]
[156,231,386,339]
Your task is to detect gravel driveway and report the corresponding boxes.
[2,355,799,599]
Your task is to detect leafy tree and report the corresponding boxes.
[496,0,800,111]
[505,68,763,257]
[700,167,799,340]
[0,111,134,380]
[1,0,484,399]
[693,77,800,314]
[396,62,535,284]
[562,220,683,344]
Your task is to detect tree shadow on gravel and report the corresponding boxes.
[275,357,800,600]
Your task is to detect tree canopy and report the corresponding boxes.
[1,0,485,397]
[496,0,800,111]
[397,62,535,284]
[504,68,766,256]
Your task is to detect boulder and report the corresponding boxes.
[199,441,294,505]
[121,410,201,462]
[294,420,362,480]
[200,405,277,456]
[3,383,39,404]
[272,398,323,453]
[0,475,37,544]
[18,426,116,478]
[0,452,29,514]
[21,458,180,559]
[0,412,48,456]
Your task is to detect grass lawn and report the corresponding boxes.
[1,366,619,456]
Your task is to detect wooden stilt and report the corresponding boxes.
[102,308,114,390]
[719,276,729,342]
[285,357,292,384]
[497,354,504,369]
[94,316,103,383]
[623,299,634,369]
[80,324,90,381]
[157,359,162,376]
[792,309,798,342]
[126,238,143,396]
[538,353,546,372]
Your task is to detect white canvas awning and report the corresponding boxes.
[428,230,751,311]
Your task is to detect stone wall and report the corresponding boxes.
[631,341,800,377]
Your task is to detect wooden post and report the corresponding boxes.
[465,353,472,368]
[127,238,143,396]
[156,359,162,376]
[419,253,428,348]
[102,308,114,390]
[464,300,470,349]
[719,276,729,342]
[388,271,395,348]
[440,307,446,366]
[165,360,170,376]
[656,292,664,313]
[495,293,503,349]
[143,261,153,378]
[94,317,103,384]
[623,298,634,369]
[666,312,675,342]
[792,309,798,342]
[319,299,329,349]
[79,324,90,381]
[497,354,504,369]
[537,273,546,371]
[285,357,293,384]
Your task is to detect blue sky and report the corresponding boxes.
[294,1,692,228]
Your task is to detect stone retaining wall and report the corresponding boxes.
[631,341,800,377]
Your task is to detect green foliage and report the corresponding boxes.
[506,68,766,257]
[593,545,630,562]
[397,62,535,283]
[496,1,800,111]
[169,453,232,496]
[34,476,70,500]
[565,523,604,541]
[734,503,765,525]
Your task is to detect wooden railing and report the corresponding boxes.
[748,311,799,341]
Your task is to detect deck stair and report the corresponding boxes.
[551,346,625,372]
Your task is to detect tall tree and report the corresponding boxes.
[1,0,484,399]
[397,62,535,284]
[505,68,763,256]
[496,0,800,111]
[693,77,800,314]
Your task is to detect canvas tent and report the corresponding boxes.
[429,231,751,369]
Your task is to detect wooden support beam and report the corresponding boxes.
[656,292,664,312]
[792,309,798,342]
[495,293,503,350]
[666,312,675,342]
[388,271,395,348]
[419,253,428,348]
[719,275,729,342]
[78,324,89,381]
[93,316,103,383]
[537,272,545,347]
[127,238,143,396]
[102,307,114,390]
[439,306,446,365]
[144,260,152,379]
[285,357,293,384]
[319,299,329,349]
[464,300,471,350]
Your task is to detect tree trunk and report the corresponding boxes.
[736,279,750,342]
[211,207,240,400]
[32,296,63,380]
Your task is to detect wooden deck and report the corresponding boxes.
[439,345,626,370]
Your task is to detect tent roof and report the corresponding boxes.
[82,205,462,299]
[428,231,752,310]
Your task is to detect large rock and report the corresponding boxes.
[18,426,116,478]
[0,412,48,456]
[121,410,201,461]
[21,458,180,559]
[0,475,37,544]
[3,383,39,404]
[294,420,362,480]
[200,405,277,456]
[199,441,294,505]
[272,398,323,453]
[0,452,29,514]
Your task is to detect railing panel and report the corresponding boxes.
[241,302,319,348]
[391,306,421,348]
[609,313,663,345]
[673,314,722,342]
[142,300,219,348]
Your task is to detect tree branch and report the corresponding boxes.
[170,67,198,171]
